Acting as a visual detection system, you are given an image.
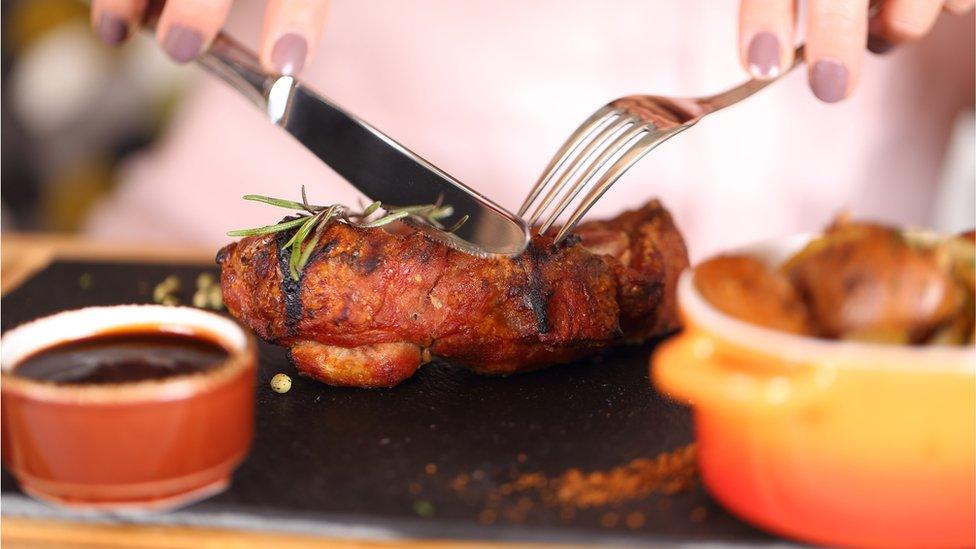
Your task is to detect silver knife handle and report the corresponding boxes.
[197,33,295,123]
[198,34,269,108]
[138,2,284,115]
[139,0,295,123]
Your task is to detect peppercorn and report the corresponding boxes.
[196,272,215,289]
[270,373,292,393]
[153,275,181,304]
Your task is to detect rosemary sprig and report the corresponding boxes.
[228,187,468,280]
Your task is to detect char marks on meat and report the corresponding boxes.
[218,200,689,388]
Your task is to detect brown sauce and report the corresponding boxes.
[13,328,229,385]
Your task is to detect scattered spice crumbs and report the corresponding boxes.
[451,474,469,492]
[600,512,620,528]
[541,443,698,508]
[478,508,497,525]
[625,511,646,530]
[413,500,435,518]
[478,443,697,520]
[415,444,697,530]
[153,275,181,306]
[151,272,223,309]
[192,272,223,310]
[559,507,576,522]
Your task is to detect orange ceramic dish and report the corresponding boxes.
[652,235,975,549]
[1,305,257,511]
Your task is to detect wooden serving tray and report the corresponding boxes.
[1,260,776,547]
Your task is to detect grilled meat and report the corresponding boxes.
[217,200,688,387]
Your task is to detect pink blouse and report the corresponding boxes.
[85,0,975,261]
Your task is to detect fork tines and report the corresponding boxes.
[519,106,662,244]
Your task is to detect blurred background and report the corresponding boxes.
[1,1,973,260]
[2,0,188,232]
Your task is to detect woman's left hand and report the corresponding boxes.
[738,0,975,103]
[91,0,329,76]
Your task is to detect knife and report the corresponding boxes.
[196,32,529,257]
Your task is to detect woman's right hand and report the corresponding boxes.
[738,0,974,103]
[90,0,329,76]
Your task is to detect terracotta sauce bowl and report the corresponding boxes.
[1,305,257,511]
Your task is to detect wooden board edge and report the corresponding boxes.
[2,234,216,297]
[1,516,583,549]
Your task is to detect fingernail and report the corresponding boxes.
[97,12,128,46]
[747,32,781,78]
[162,25,203,64]
[867,35,895,55]
[810,58,848,103]
[271,33,308,75]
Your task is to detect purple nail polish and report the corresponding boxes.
[747,32,781,78]
[867,35,895,55]
[810,59,848,103]
[98,13,128,46]
[271,33,308,75]
[163,25,203,64]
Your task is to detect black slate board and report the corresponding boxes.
[0,261,780,546]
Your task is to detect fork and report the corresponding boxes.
[519,45,807,243]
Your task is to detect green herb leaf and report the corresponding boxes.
[297,231,323,273]
[231,190,468,281]
[360,210,411,228]
[361,200,382,218]
[283,214,318,249]
[227,216,309,237]
[444,214,470,233]
[242,194,309,210]
[288,216,318,276]
[430,205,454,219]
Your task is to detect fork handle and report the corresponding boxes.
[700,0,884,114]
[699,44,805,113]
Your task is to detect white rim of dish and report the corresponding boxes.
[681,233,976,373]
[0,305,255,403]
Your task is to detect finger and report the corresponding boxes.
[156,0,235,64]
[91,0,148,46]
[944,0,975,14]
[738,0,797,78]
[260,0,330,75]
[866,15,897,54]
[806,0,870,103]
[871,0,944,43]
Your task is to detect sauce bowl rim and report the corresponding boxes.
[1,304,257,403]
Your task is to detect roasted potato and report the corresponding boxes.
[695,255,812,335]
[785,221,965,344]
[947,231,975,294]
[942,231,975,344]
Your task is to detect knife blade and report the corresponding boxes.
[199,33,529,257]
